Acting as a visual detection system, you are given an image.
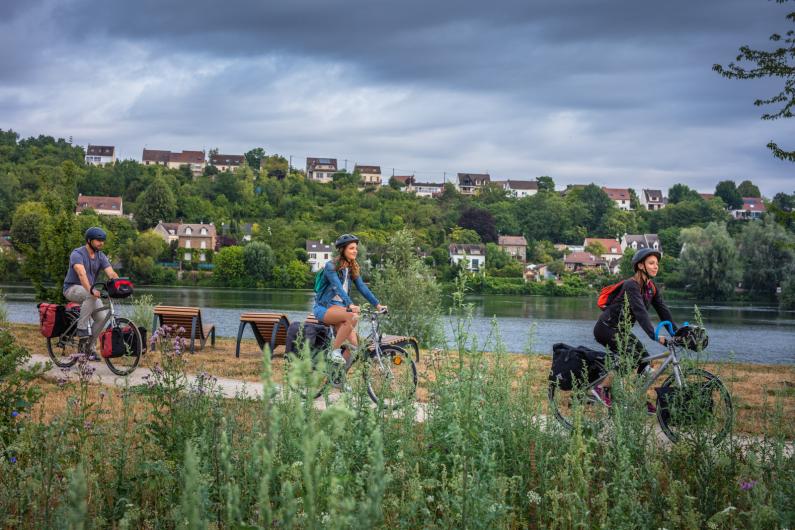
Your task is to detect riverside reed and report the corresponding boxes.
[1,302,794,528]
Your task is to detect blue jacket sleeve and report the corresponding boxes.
[353,276,380,306]
[323,262,353,306]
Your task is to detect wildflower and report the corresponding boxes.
[526,490,542,505]
[739,480,757,491]
[9,457,16,464]
[11,411,19,418]
[84,420,93,430]
[99,390,107,399]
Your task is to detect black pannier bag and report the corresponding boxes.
[107,278,134,299]
[655,384,714,427]
[285,321,332,356]
[549,343,606,391]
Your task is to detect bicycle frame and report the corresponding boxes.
[62,287,120,344]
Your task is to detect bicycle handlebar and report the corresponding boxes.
[654,320,675,341]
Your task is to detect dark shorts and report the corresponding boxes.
[593,321,649,374]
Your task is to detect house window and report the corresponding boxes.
[201,228,208,235]
[186,227,193,235]
[184,252,191,261]
[200,253,206,262]
[185,240,191,249]
[324,253,329,259]
[471,258,479,269]
[200,241,206,249]
[309,253,316,259]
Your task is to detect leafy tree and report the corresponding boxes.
[713,2,795,161]
[628,188,641,210]
[537,175,555,192]
[584,241,607,257]
[213,246,246,286]
[485,243,511,270]
[261,154,288,179]
[371,230,443,346]
[780,270,795,308]
[119,231,168,283]
[10,202,50,250]
[273,259,310,289]
[668,183,701,204]
[245,147,266,171]
[619,247,635,277]
[568,184,614,235]
[715,180,743,210]
[458,207,497,243]
[679,223,742,300]
[135,175,177,230]
[736,217,795,296]
[737,180,762,198]
[658,227,683,257]
[449,227,481,244]
[243,241,275,283]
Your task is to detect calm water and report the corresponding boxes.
[3,284,794,364]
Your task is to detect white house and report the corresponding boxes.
[457,173,490,195]
[306,158,338,183]
[621,233,662,254]
[75,194,123,216]
[449,243,486,272]
[413,181,444,198]
[306,240,334,272]
[501,179,538,198]
[85,145,115,165]
[640,189,666,211]
[603,187,633,210]
[354,164,382,187]
[732,197,766,220]
[210,154,245,173]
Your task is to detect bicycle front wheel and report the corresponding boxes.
[366,345,417,408]
[103,318,143,376]
[656,367,733,445]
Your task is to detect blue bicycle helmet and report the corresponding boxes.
[335,233,359,248]
[631,248,661,271]
[85,226,107,242]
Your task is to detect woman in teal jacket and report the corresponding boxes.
[313,234,386,363]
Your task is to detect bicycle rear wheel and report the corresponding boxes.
[47,312,80,368]
[366,345,417,408]
[656,367,732,444]
[103,318,142,376]
[548,381,610,434]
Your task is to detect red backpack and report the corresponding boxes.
[597,279,656,310]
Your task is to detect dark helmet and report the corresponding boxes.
[85,227,107,242]
[631,247,661,271]
[335,233,359,249]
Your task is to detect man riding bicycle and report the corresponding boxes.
[593,247,678,408]
[63,227,119,358]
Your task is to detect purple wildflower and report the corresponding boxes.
[83,420,93,430]
[740,480,758,491]
[11,411,19,418]
[9,457,16,464]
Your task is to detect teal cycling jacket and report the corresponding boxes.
[314,260,380,309]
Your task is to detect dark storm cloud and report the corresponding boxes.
[1,0,792,194]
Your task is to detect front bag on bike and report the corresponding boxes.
[655,384,714,427]
[549,343,606,391]
[100,326,140,358]
[37,303,67,338]
[107,278,134,298]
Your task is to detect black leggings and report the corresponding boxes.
[593,321,649,374]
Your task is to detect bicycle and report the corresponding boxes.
[46,280,144,376]
[288,307,418,408]
[548,321,733,444]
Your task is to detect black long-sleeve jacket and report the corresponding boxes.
[596,279,676,340]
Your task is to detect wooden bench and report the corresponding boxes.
[152,305,216,353]
[303,313,419,361]
[236,312,290,358]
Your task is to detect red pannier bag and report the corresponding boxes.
[37,303,67,338]
[107,278,134,299]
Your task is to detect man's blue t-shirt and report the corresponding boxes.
[63,246,111,294]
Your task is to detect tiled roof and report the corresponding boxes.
[458,173,490,186]
[169,151,205,165]
[306,240,333,252]
[178,223,216,237]
[741,197,766,212]
[142,149,171,163]
[564,252,604,265]
[449,244,485,255]
[584,238,622,254]
[354,165,381,174]
[504,179,538,190]
[643,189,664,202]
[210,154,245,166]
[602,187,631,201]
[392,175,415,185]
[76,194,122,212]
[498,235,528,247]
[307,157,338,169]
[86,145,114,157]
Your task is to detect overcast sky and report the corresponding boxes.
[1,0,793,195]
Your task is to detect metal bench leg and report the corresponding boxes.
[190,316,197,353]
[211,327,215,347]
[236,322,247,358]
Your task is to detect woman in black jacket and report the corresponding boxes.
[593,248,677,406]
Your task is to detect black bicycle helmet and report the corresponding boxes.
[335,233,359,248]
[85,227,107,242]
[631,247,661,271]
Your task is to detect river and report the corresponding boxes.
[2,284,793,364]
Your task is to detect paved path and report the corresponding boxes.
[23,354,793,453]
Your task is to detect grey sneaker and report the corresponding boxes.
[328,348,345,364]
